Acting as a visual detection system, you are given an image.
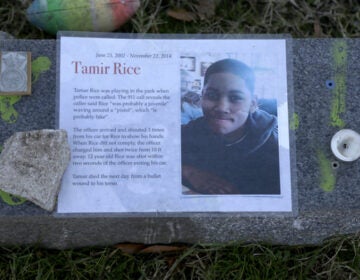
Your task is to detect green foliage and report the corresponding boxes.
[0,0,359,38]
[0,235,360,279]
[120,0,360,37]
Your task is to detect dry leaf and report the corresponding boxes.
[115,243,188,254]
[314,18,323,37]
[195,0,218,19]
[165,256,177,267]
[139,245,187,254]
[167,8,196,22]
[114,243,146,254]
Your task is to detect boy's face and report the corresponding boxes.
[201,72,257,137]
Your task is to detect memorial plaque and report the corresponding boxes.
[1,38,359,249]
[0,51,31,95]
[57,33,295,214]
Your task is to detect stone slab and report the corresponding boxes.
[0,38,359,248]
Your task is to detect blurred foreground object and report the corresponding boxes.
[26,0,140,35]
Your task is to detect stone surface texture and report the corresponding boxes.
[0,130,70,211]
[0,31,14,40]
[0,38,359,249]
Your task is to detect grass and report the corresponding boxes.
[0,235,360,279]
[0,0,359,38]
[0,0,360,279]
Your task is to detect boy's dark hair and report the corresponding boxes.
[204,59,255,95]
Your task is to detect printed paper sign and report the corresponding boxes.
[57,34,293,213]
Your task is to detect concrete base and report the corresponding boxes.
[0,38,359,248]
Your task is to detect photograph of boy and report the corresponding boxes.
[181,58,280,195]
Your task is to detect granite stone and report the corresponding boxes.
[0,38,359,249]
[0,130,70,211]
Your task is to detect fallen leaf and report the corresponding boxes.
[114,243,146,254]
[195,0,218,19]
[139,245,187,254]
[165,257,177,267]
[314,18,323,37]
[115,243,189,254]
[167,8,197,22]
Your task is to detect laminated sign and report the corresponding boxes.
[57,33,295,214]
